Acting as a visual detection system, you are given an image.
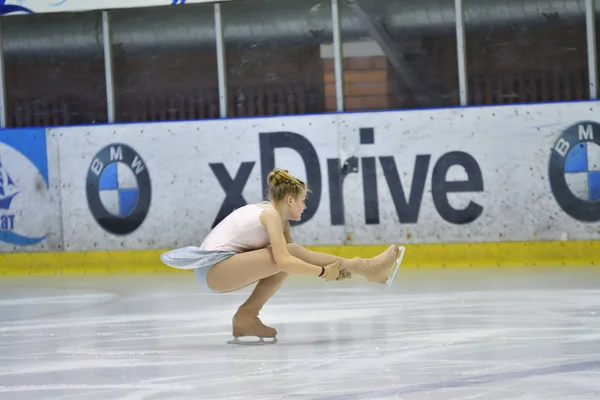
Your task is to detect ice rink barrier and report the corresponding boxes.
[1,101,600,274]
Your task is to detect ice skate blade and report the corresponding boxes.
[227,336,278,346]
[386,245,405,289]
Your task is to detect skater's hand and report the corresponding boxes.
[321,260,351,281]
[338,269,351,280]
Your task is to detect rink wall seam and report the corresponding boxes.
[1,240,598,276]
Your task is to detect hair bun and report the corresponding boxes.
[267,168,280,185]
[265,167,308,201]
[267,168,292,186]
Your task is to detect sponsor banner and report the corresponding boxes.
[336,107,580,245]
[51,101,600,252]
[0,0,224,16]
[52,115,338,251]
[0,128,62,252]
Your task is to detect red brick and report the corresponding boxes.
[343,82,352,93]
[345,57,374,70]
[344,69,387,83]
[344,70,365,83]
[323,71,336,83]
[373,57,388,70]
[345,96,364,110]
[358,69,387,83]
[325,96,337,111]
[322,58,335,71]
[363,95,389,110]
[324,82,336,97]
[347,81,388,96]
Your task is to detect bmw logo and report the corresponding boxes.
[549,121,600,222]
[86,143,151,235]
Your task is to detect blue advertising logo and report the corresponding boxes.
[0,128,49,246]
[86,143,152,235]
[0,0,33,15]
[0,1,181,14]
[549,121,600,222]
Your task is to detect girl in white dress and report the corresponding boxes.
[161,168,402,344]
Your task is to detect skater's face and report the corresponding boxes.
[286,192,307,221]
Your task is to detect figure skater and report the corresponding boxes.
[160,168,403,344]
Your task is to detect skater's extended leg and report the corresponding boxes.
[288,243,400,284]
[344,245,400,284]
[232,271,289,339]
[207,244,400,293]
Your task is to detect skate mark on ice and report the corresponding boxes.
[314,359,600,399]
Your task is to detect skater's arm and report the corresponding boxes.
[261,209,323,276]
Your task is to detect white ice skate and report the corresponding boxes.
[386,245,405,289]
[227,336,278,346]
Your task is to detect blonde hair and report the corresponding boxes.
[266,168,307,202]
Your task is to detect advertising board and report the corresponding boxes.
[50,101,600,252]
[0,128,62,252]
[0,0,224,16]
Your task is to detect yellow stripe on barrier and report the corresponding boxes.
[315,240,600,268]
[0,240,599,275]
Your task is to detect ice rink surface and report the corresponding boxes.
[0,267,599,400]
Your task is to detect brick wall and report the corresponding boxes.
[3,28,590,127]
[321,41,390,112]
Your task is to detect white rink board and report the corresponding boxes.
[337,104,597,245]
[52,101,600,252]
[0,128,63,253]
[52,115,339,251]
[0,0,224,16]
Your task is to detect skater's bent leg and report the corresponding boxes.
[206,248,280,293]
[238,271,289,312]
[233,271,289,338]
[206,243,365,293]
[206,251,289,340]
